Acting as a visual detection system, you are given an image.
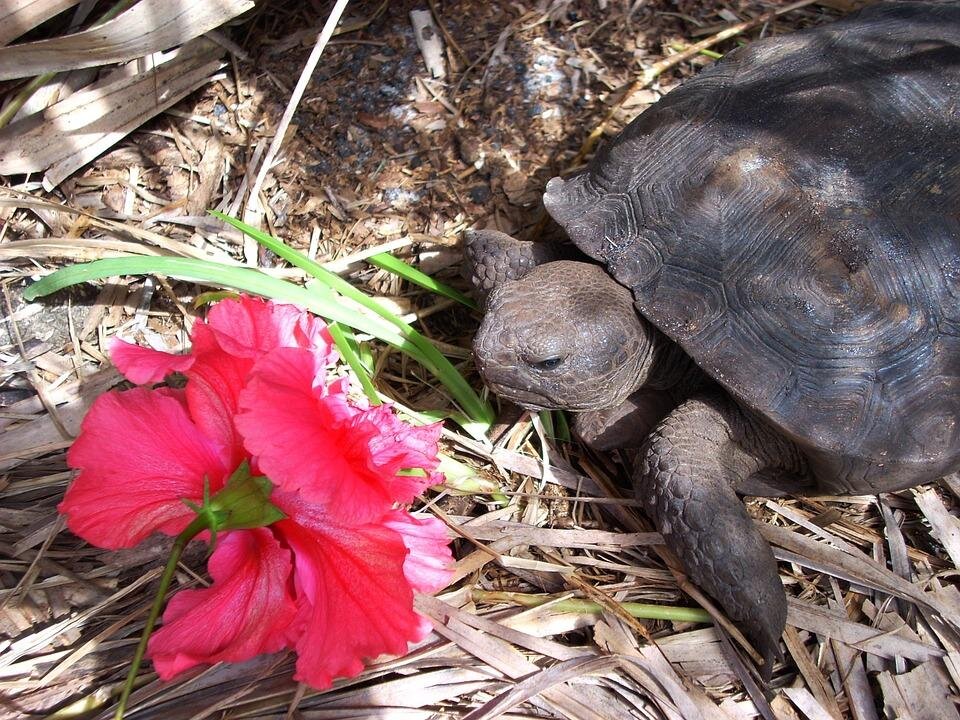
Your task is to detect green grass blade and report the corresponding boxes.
[24,257,417,357]
[310,281,379,404]
[328,321,381,405]
[553,409,571,443]
[366,252,477,310]
[211,212,494,428]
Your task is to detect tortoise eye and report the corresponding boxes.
[534,357,563,370]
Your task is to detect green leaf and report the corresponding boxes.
[329,320,381,405]
[366,252,477,309]
[194,290,240,307]
[25,248,493,434]
[24,257,405,345]
[307,280,380,404]
[538,409,571,443]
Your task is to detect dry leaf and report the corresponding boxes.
[787,599,942,662]
[878,663,960,720]
[0,0,252,80]
[914,488,960,567]
[0,0,80,48]
[0,40,224,187]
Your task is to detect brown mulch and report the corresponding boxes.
[3,1,960,719]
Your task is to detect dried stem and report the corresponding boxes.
[472,589,712,624]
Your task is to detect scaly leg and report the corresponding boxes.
[636,391,809,674]
[573,387,676,452]
[462,229,576,305]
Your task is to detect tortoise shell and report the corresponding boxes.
[542,1,960,493]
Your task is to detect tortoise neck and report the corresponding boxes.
[635,322,706,397]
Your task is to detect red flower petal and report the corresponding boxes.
[238,348,442,521]
[184,353,254,469]
[273,493,433,688]
[180,298,336,463]
[382,510,453,594]
[109,338,194,384]
[363,404,444,503]
[62,388,230,548]
[147,528,297,679]
[203,296,336,365]
[237,348,389,521]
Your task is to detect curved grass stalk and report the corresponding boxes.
[366,252,477,310]
[472,589,712,624]
[211,212,493,429]
[24,254,491,432]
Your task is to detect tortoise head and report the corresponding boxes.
[473,260,652,412]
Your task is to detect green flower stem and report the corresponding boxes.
[114,514,208,720]
[472,589,712,624]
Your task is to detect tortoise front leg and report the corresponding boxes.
[636,392,808,674]
[462,229,575,305]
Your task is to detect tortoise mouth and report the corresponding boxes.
[482,377,614,414]
[483,380,551,412]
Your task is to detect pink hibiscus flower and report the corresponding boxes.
[60,296,453,688]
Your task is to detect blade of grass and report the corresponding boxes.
[366,252,477,310]
[23,257,420,362]
[25,254,492,436]
[211,211,493,429]
[538,410,555,440]
[328,321,380,405]
[553,409,571,443]
[472,590,712,624]
[309,280,379,403]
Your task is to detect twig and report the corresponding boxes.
[411,9,446,79]
[426,0,467,64]
[243,0,351,227]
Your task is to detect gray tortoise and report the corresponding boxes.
[467,0,960,674]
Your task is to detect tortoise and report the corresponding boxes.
[466,0,960,674]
